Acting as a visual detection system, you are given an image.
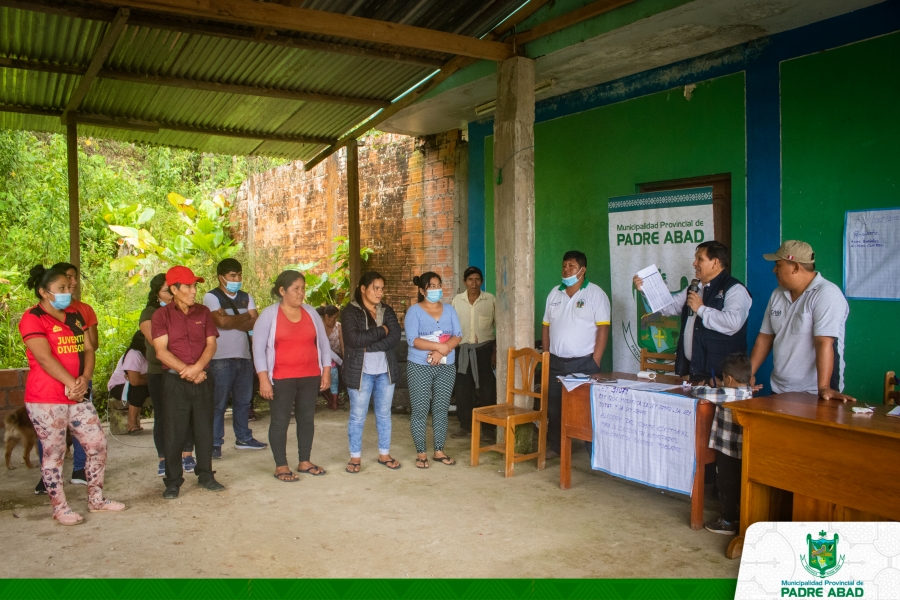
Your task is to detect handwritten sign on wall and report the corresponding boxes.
[844,208,900,300]
[590,385,697,495]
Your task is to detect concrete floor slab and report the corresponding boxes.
[0,406,740,578]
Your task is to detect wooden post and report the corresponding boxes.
[66,117,80,273]
[346,140,361,290]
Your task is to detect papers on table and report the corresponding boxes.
[593,379,682,393]
[887,405,900,418]
[636,264,675,314]
[559,374,592,391]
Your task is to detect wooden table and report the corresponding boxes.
[560,372,717,530]
[725,393,900,558]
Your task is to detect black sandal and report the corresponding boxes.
[346,461,361,474]
[274,471,299,482]
[298,465,326,476]
[432,455,456,465]
[377,458,401,470]
[415,457,429,469]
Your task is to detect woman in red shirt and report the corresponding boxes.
[19,265,125,525]
[252,270,332,481]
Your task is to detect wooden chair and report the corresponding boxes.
[885,371,899,406]
[640,347,675,373]
[470,348,550,478]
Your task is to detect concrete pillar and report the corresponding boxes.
[493,56,535,453]
[452,138,469,292]
[346,140,361,289]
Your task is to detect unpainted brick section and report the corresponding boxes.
[231,131,463,322]
[0,368,28,429]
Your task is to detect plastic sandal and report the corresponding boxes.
[432,455,456,465]
[274,471,299,482]
[346,461,361,474]
[54,510,84,526]
[377,458,401,470]
[89,500,126,513]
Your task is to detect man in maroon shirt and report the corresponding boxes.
[152,266,223,499]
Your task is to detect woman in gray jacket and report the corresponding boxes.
[253,270,332,481]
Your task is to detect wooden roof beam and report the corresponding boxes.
[510,0,635,45]
[0,0,447,69]
[0,58,389,108]
[0,104,335,145]
[88,0,514,62]
[60,7,130,124]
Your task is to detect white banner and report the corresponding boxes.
[844,208,900,300]
[608,187,716,371]
[737,522,900,599]
[590,384,697,495]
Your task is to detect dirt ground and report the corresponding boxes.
[0,404,740,579]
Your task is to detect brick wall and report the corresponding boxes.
[0,368,26,427]
[231,130,465,321]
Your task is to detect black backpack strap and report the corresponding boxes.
[209,288,253,353]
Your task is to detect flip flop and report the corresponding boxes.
[432,455,456,465]
[415,457,429,469]
[377,458,401,470]
[346,462,361,474]
[298,465,326,476]
[126,427,143,435]
[274,471,299,482]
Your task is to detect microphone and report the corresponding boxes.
[687,279,701,316]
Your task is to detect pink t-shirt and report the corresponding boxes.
[107,349,148,390]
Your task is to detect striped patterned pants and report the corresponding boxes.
[407,362,456,454]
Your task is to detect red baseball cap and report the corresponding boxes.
[165,266,205,286]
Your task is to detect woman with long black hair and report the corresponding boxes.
[341,271,402,473]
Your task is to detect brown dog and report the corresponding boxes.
[4,407,37,469]
[4,407,74,470]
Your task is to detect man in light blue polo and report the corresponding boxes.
[749,240,854,402]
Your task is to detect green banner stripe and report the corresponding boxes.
[609,187,714,213]
[0,579,737,600]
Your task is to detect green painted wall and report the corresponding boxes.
[485,73,747,369]
[781,32,900,403]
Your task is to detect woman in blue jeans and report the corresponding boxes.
[341,271,402,473]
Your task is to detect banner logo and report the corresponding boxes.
[801,530,844,578]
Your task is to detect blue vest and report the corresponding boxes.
[674,271,748,379]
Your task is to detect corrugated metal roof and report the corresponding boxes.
[0,0,521,161]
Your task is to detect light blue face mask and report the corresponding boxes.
[225,281,242,294]
[50,292,72,311]
[159,301,167,307]
[426,289,443,303]
[561,268,583,288]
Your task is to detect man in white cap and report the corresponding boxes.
[749,240,854,401]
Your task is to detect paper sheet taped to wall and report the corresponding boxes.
[844,208,900,300]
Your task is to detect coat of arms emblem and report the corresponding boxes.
[801,530,844,577]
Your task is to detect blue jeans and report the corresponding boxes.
[347,372,394,458]
[210,358,255,447]
[329,366,339,395]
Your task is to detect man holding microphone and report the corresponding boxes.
[633,241,751,381]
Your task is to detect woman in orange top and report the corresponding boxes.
[19,265,124,525]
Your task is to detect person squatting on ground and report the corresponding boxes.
[203,258,266,458]
[151,266,224,499]
[691,352,754,536]
[404,271,462,469]
[341,271,402,473]
[107,330,150,434]
[450,266,497,442]
[33,262,100,493]
[140,274,195,477]
[542,251,610,458]
[316,305,343,410]
[253,270,332,482]
[19,264,124,525]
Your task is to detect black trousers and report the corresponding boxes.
[270,377,319,467]
[455,342,496,434]
[162,372,214,488]
[547,354,601,454]
[149,373,193,458]
[716,451,742,522]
